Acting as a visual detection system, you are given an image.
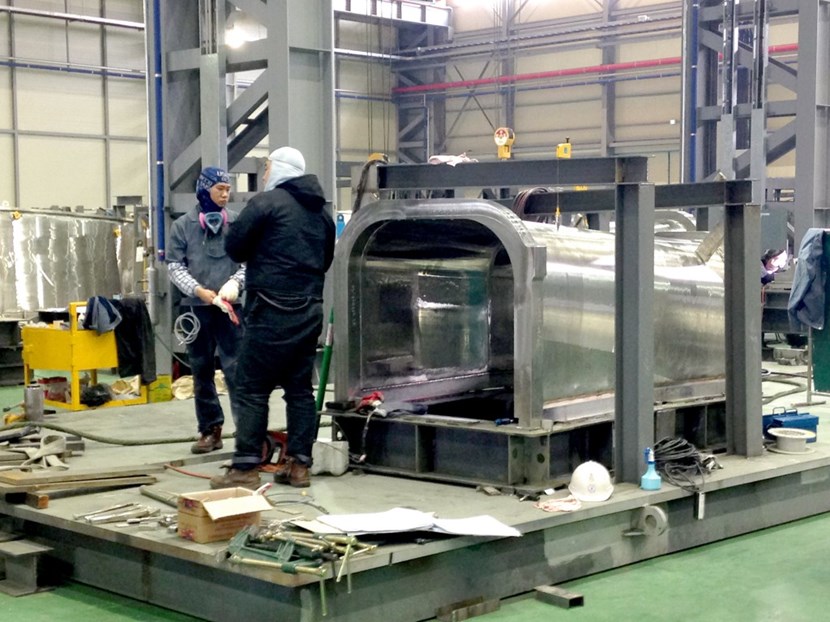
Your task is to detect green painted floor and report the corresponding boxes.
[1,510,828,621]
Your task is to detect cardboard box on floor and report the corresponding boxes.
[177,487,272,544]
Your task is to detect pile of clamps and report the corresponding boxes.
[224,524,376,616]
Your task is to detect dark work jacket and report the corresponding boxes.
[225,175,335,299]
[788,228,826,331]
[110,297,157,384]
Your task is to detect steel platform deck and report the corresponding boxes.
[0,383,828,622]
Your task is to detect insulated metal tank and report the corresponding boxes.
[333,199,725,426]
[0,206,138,316]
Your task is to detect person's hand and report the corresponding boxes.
[195,286,217,305]
[213,295,230,313]
[218,279,240,302]
[771,250,788,271]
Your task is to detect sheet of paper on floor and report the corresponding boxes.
[304,507,521,537]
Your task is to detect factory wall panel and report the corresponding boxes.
[514,100,602,155]
[514,48,603,74]
[515,86,603,107]
[338,20,389,54]
[643,151,678,185]
[769,21,799,45]
[769,151,795,179]
[339,98,395,159]
[0,136,13,205]
[105,27,146,71]
[0,67,11,128]
[18,135,105,209]
[616,91,679,128]
[617,0,678,10]
[98,0,143,21]
[617,38,680,62]
[449,0,603,28]
[107,79,147,137]
[17,71,104,135]
[0,14,8,55]
[513,0,602,23]
[12,14,81,63]
[109,139,148,205]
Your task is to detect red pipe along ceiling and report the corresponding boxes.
[392,43,800,95]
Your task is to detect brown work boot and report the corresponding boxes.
[191,425,223,454]
[209,467,261,490]
[272,457,295,484]
[289,462,310,488]
[273,457,311,487]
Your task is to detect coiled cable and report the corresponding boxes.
[653,437,721,493]
[173,311,200,345]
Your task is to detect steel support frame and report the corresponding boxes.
[614,183,655,483]
[794,0,830,241]
[372,159,758,484]
[145,0,335,372]
[723,202,763,456]
[687,0,830,254]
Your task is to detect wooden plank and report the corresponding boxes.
[24,493,49,509]
[0,473,159,494]
[33,475,157,492]
[0,464,163,485]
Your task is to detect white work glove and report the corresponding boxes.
[212,295,230,314]
[218,279,240,303]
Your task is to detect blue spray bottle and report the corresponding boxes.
[640,447,661,490]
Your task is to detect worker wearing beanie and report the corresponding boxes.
[211,148,335,490]
[167,166,245,454]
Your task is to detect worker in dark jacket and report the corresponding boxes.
[167,167,245,455]
[210,147,335,490]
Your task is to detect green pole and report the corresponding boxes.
[315,308,334,411]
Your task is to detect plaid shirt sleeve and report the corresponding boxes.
[168,261,199,297]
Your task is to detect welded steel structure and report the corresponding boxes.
[335,199,725,425]
[332,157,760,488]
[0,207,137,316]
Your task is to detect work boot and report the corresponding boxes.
[191,425,223,454]
[209,467,261,490]
[273,458,310,488]
[272,457,295,484]
[289,462,310,488]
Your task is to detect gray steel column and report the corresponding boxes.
[600,0,617,158]
[8,9,20,206]
[199,0,228,169]
[614,183,655,484]
[723,201,762,457]
[795,0,830,243]
[750,0,768,206]
[265,0,335,198]
[716,0,736,179]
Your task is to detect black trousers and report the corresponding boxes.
[231,293,322,470]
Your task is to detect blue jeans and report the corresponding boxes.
[185,304,242,435]
[231,293,323,470]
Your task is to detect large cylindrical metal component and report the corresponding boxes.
[334,199,725,426]
[0,207,138,316]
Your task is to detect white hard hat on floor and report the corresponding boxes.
[568,460,614,502]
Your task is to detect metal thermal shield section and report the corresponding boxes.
[334,199,725,427]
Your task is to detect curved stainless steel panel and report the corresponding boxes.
[0,207,137,316]
[334,199,725,423]
[527,222,724,402]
